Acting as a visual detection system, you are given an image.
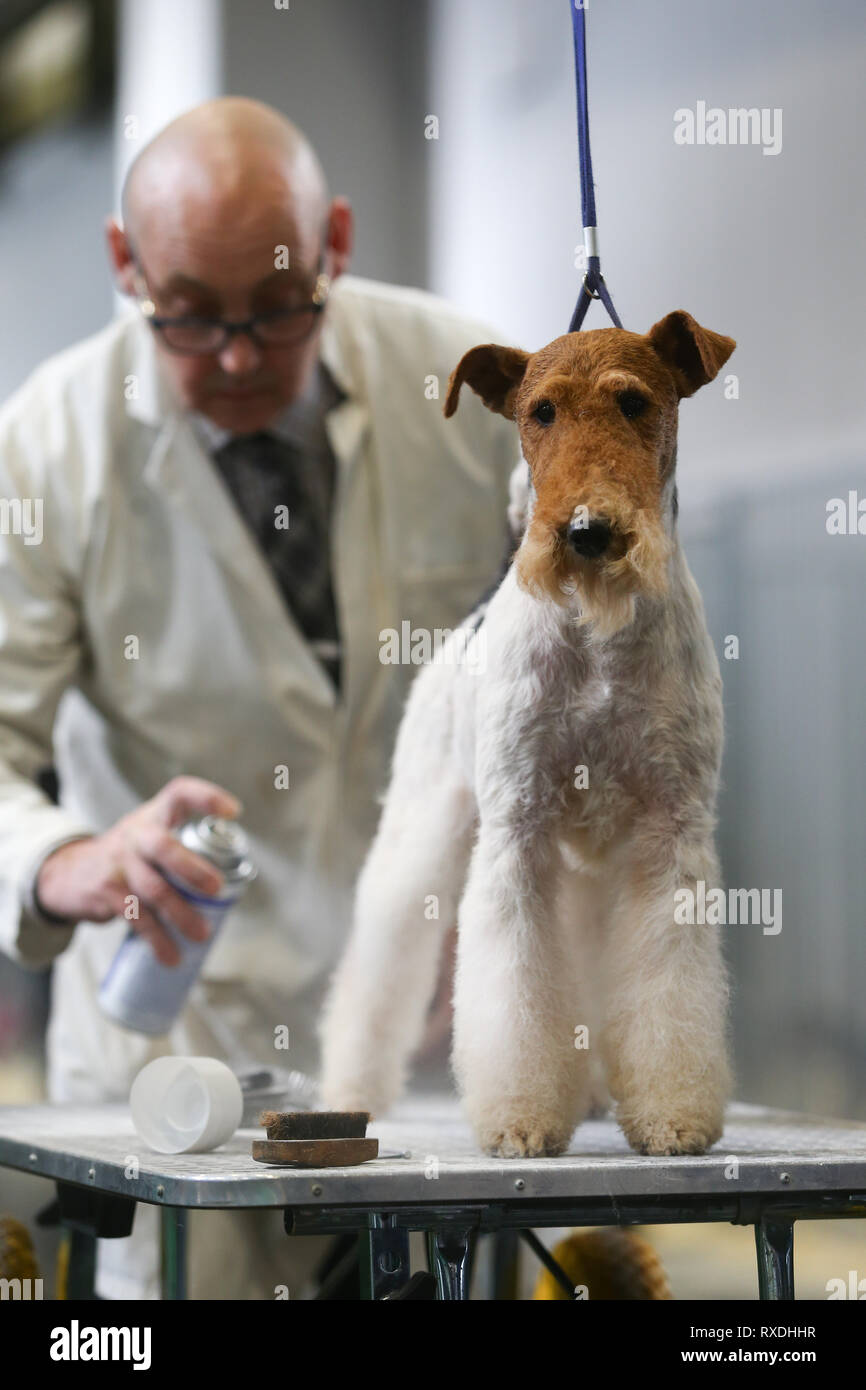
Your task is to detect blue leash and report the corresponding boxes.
[567,3,623,332]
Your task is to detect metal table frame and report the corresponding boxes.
[293,1191,866,1301]
[1,1100,864,1300]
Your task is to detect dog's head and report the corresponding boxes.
[445,311,735,635]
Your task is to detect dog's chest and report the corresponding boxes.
[561,662,648,813]
[460,579,714,836]
[528,642,674,857]
[473,632,650,805]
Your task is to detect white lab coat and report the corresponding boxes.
[0,273,519,1111]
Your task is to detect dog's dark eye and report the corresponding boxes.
[532,400,556,425]
[617,390,648,420]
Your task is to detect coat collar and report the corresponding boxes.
[128,277,373,716]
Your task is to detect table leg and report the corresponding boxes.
[359,1213,411,1300]
[55,1181,135,1301]
[426,1226,476,1300]
[66,1229,97,1300]
[160,1207,188,1301]
[755,1216,795,1300]
[488,1229,519,1301]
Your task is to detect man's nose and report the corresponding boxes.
[217,332,263,374]
[567,518,612,558]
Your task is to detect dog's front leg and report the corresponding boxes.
[599,837,733,1156]
[452,822,590,1158]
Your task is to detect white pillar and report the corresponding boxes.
[114,0,223,211]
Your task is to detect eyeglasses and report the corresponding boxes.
[130,251,330,355]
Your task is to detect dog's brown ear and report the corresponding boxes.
[444,344,530,420]
[647,311,736,398]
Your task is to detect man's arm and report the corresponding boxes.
[0,395,243,968]
[0,405,98,966]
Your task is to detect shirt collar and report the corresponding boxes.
[190,358,346,455]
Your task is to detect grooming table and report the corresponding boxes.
[1,1098,864,1299]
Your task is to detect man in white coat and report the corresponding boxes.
[0,98,518,1297]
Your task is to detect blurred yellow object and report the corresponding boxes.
[57,1232,70,1300]
[0,1214,41,1285]
[533,1227,673,1300]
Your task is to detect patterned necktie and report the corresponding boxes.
[211,432,341,690]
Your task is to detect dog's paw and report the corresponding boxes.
[620,1112,723,1157]
[480,1122,572,1159]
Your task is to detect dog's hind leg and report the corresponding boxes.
[319,658,475,1116]
[452,826,591,1158]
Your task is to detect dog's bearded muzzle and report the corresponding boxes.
[515,504,672,637]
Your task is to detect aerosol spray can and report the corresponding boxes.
[98,815,257,1036]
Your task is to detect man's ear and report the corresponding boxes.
[646,311,736,398]
[444,344,530,420]
[105,216,137,296]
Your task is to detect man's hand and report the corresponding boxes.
[35,776,242,966]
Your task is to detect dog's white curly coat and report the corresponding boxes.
[321,324,734,1159]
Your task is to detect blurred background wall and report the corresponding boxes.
[0,0,863,1128]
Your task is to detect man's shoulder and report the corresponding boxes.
[330,276,521,494]
[0,311,143,432]
[331,274,517,352]
[331,273,465,318]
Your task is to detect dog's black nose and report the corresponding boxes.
[567,518,612,558]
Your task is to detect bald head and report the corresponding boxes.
[121,97,329,247]
[108,97,353,435]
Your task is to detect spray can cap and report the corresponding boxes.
[177,815,257,885]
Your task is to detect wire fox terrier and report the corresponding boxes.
[321,310,737,1158]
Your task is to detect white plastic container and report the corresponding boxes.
[129,1056,243,1154]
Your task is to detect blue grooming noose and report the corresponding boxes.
[568,3,623,333]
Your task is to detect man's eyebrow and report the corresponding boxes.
[157,273,220,299]
[156,268,309,298]
[252,263,324,297]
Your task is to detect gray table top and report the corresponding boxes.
[0,1098,864,1209]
